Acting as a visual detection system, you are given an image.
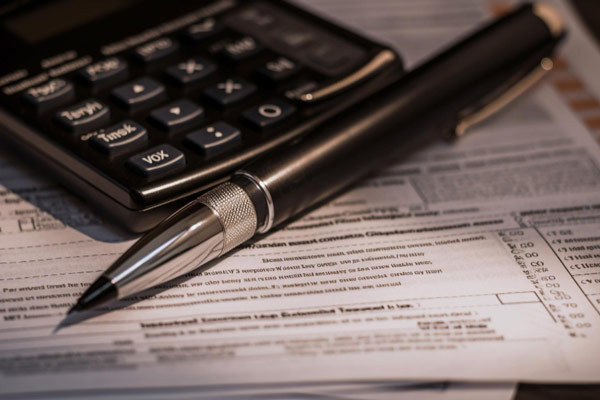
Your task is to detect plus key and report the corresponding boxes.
[165,57,216,86]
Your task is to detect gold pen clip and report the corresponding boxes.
[452,56,555,138]
[449,3,564,138]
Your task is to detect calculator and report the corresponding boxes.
[0,0,403,232]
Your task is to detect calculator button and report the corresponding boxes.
[218,36,262,63]
[242,99,295,130]
[185,122,241,157]
[165,57,216,86]
[203,78,256,107]
[111,77,166,111]
[256,57,301,83]
[233,6,279,31]
[22,78,74,111]
[55,99,110,133]
[307,42,351,69]
[79,57,128,86]
[89,120,148,156]
[149,100,204,133]
[275,27,316,50]
[127,144,186,179]
[182,18,224,42]
[133,37,179,64]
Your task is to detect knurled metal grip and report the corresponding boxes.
[197,182,257,254]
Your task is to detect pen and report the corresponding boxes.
[70,3,565,313]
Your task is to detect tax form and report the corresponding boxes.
[2,0,600,398]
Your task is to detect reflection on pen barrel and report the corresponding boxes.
[240,3,565,230]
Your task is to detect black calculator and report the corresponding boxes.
[0,0,403,232]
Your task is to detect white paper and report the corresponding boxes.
[2,0,600,398]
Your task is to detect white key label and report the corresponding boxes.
[60,101,103,121]
[258,104,282,118]
[178,60,204,74]
[85,58,120,77]
[266,58,295,73]
[27,79,66,99]
[97,123,137,143]
[217,79,242,94]
[189,18,216,34]
[142,150,169,165]
[137,38,173,57]
[225,37,257,56]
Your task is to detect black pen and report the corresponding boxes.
[70,3,565,313]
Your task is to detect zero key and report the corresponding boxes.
[241,99,295,130]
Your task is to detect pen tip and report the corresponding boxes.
[67,303,83,315]
[67,276,117,315]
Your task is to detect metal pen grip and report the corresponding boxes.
[198,182,258,253]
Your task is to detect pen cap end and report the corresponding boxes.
[533,3,564,37]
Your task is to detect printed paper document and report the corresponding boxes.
[2,0,600,397]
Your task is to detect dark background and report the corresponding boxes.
[572,0,600,43]
[517,4,600,400]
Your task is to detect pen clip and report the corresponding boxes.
[447,2,565,138]
[449,56,555,139]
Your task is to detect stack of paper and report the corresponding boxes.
[2,0,600,398]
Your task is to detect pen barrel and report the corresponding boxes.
[243,3,561,229]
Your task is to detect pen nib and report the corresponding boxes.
[67,276,117,315]
[67,303,82,315]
